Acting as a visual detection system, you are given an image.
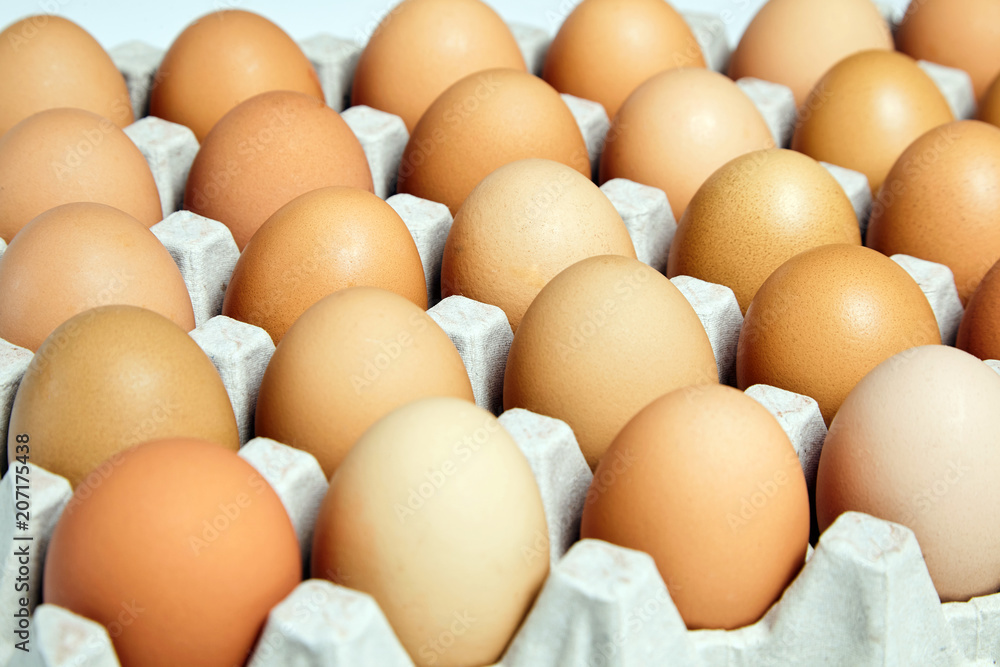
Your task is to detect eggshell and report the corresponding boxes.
[542,0,705,118]
[8,306,239,488]
[0,202,194,351]
[503,255,717,469]
[150,10,324,141]
[668,149,860,313]
[981,73,1000,128]
[223,187,426,343]
[0,108,162,241]
[255,287,474,478]
[184,91,373,250]
[44,438,301,667]
[737,244,941,425]
[396,69,589,215]
[866,120,1000,304]
[0,15,133,136]
[599,68,774,221]
[896,0,1000,102]
[957,257,1000,360]
[351,0,526,132]
[311,397,548,667]
[728,0,893,107]
[581,384,809,630]
[816,345,1000,602]
[791,50,954,192]
[441,159,636,330]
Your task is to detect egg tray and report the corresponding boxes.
[0,6,996,666]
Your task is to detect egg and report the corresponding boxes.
[0,203,194,351]
[396,69,589,214]
[150,10,324,141]
[981,73,1000,128]
[8,306,239,488]
[737,244,941,425]
[728,0,893,107]
[896,0,1000,102]
[255,287,474,478]
[503,255,717,469]
[0,108,162,241]
[44,438,301,667]
[667,149,861,313]
[791,50,954,192]
[957,257,1000,361]
[351,0,526,132]
[311,397,548,667]
[542,0,704,118]
[599,68,774,221]
[441,159,636,330]
[184,91,373,250]
[223,187,426,343]
[866,120,1000,304]
[581,384,809,629]
[816,345,1000,602]
[0,15,133,135]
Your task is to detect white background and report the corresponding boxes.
[0,0,910,52]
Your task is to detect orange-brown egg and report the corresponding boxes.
[503,255,717,469]
[44,438,301,667]
[255,287,474,478]
[957,258,1000,360]
[150,10,324,141]
[737,244,941,425]
[351,0,526,132]
[896,0,1000,102]
[9,306,239,488]
[791,50,954,192]
[223,187,426,343]
[441,159,635,330]
[867,121,1000,305]
[185,91,373,250]
[981,73,1000,128]
[599,68,774,221]
[0,15,133,135]
[581,384,809,630]
[0,203,194,351]
[667,149,861,313]
[0,108,162,241]
[728,0,893,107]
[542,0,704,118]
[396,69,589,214]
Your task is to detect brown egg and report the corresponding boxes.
[542,0,704,119]
[0,203,194,351]
[896,0,1000,102]
[441,159,636,330]
[255,287,474,478]
[581,384,809,630]
[668,149,861,313]
[791,50,954,192]
[866,120,1000,304]
[8,306,239,488]
[816,345,1000,602]
[396,69,589,215]
[728,0,893,107]
[44,438,301,667]
[503,255,717,469]
[737,244,941,425]
[223,187,426,343]
[0,15,132,136]
[351,0,526,132]
[150,10,324,141]
[981,73,1000,128]
[185,91,373,250]
[599,68,774,221]
[957,258,1000,360]
[312,397,547,667]
[0,108,162,241]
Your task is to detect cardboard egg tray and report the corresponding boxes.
[2,6,999,666]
